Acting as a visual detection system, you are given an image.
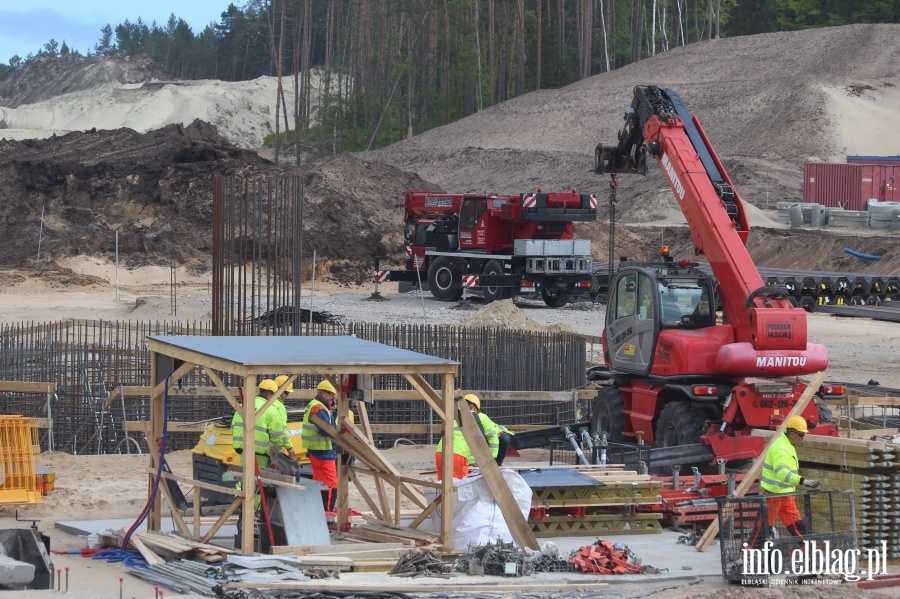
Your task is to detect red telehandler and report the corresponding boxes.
[587,86,841,465]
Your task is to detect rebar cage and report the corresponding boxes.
[717,490,858,585]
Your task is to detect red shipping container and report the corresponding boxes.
[803,163,899,209]
[861,165,899,204]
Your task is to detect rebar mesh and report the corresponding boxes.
[0,319,585,454]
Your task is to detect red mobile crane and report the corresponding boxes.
[589,86,841,463]
[374,190,598,307]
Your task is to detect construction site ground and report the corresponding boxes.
[1,275,899,598]
[3,445,897,599]
[1,22,899,599]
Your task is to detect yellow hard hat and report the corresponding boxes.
[785,415,809,434]
[258,379,279,393]
[463,393,481,411]
[317,379,337,394]
[274,375,294,393]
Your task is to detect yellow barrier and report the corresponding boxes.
[0,416,42,504]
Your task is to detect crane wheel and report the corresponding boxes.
[481,260,510,303]
[541,287,571,308]
[427,257,463,301]
[655,401,709,449]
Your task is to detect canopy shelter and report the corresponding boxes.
[145,335,459,554]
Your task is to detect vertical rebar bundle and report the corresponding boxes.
[212,174,304,335]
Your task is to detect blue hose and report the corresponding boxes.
[92,549,148,568]
[844,247,881,260]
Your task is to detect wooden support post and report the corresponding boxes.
[356,402,391,520]
[695,370,827,552]
[240,377,256,555]
[337,388,350,529]
[440,373,454,550]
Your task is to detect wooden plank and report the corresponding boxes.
[345,528,416,545]
[28,418,53,429]
[126,420,207,433]
[456,398,539,550]
[0,381,57,393]
[845,429,900,439]
[403,373,447,421]
[128,536,166,565]
[286,556,355,568]
[351,559,400,572]
[338,418,429,508]
[358,518,439,541]
[271,542,406,556]
[348,468,386,521]
[696,370,827,552]
[850,396,900,407]
[149,468,241,496]
[753,429,892,451]
[356,402,391,520]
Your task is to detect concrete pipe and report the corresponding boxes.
[810,204,827,227]
[787,203,804,228]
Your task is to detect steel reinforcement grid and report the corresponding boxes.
[0,319,585,454]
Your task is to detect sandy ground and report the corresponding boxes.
[2,267,899,598]
[0,72,331,149]
[2,259,899,388]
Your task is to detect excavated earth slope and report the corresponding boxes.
[0,24,898,279]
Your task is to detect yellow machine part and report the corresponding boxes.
[191,419,310,465]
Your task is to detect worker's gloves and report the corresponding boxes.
[288,447,296,458]
[801,478,821,489]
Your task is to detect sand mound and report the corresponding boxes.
[461,300,541,329]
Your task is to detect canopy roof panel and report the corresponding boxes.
[147,335,459,375]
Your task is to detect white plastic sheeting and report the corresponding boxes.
[429,469,533,551]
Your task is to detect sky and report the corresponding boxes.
[0,1,231,64]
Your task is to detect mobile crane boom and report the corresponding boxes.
[596,86,826,376]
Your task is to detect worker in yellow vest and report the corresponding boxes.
[232,379,294,530]
[232,378,294,468]
[435,394,505,480]
[761,415,820,529]
[302,379,339,511]
[272,375,295,453]
[749,415,821,546]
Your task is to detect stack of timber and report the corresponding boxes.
[635,473,760,527]
[115,531,233,564]
[518,467,663,537]
[345,517,440,548]
[753,430,900,557]
[272,541,409,573]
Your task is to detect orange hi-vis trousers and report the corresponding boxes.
[435,452,470,481]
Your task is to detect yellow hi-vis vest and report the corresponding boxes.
[436,411,501,465]
[232,395,290,455]
[760,432,802,493]
[302,398,334,452]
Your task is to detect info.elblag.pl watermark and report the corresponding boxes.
[741,540,888,584]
